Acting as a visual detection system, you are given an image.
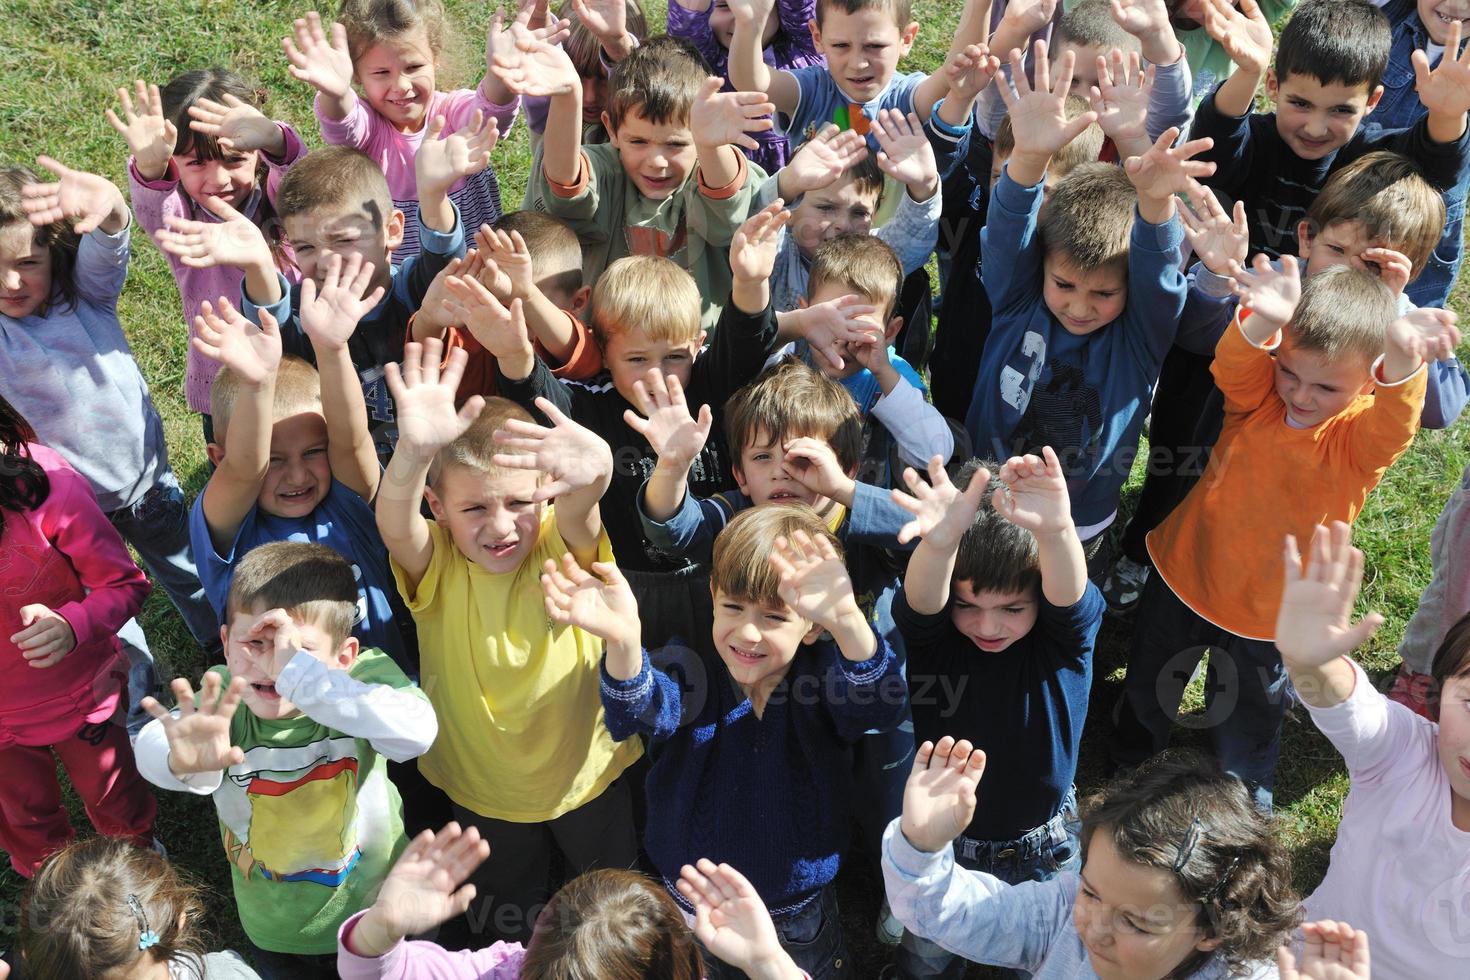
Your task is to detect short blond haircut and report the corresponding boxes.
[277,146,393,231]
[1285,264,1395,367]
[994,96,1105,181]
[808,234,903,323]
[1304,151,1445,278]
[226,541,358,647]
[1038,162,1136,273]
[431,396,535,483]
[725,359,864,472]
[710,504,842,607]
[589,255,703,348]
[209,355,322,449]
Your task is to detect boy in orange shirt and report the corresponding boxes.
[1110,253,1459,810]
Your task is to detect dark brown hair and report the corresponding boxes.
[0,390,49,541]
[1429,610,1470,722]
[725,358,864,473]
[1303,150,1445,278]
[952,459,1041,597]
[0,164,80,315]
[606,35,707,132]
[225,540,359,645]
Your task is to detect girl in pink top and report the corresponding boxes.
[337,822,812,979]
[110,71,306,429]
[0,393,156,877]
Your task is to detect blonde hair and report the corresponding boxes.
[1285,264,1394,367]
[589,255,703,348]
[337,0,446,62]
[209,355,322,449]
[1304,151,1445,278]
[1038,162,1136,273]
[276,146,394,229]
[225,541,359,646]
[807,233,903,322]
[432,396,536,481]
[994,96,1104,181]
[725,359,864,472]
[710,504,842,607]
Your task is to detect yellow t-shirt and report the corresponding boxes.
[392,510,640,820]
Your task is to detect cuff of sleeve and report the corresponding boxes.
[837,626,890,683]
[994,167,1043,210]
[241,271,293,323]
[263,122,303,165]
[697,149,749,200]
[1131,207,1186,252]
[129,156,179,190]
[545,311,602,378]
[54,601,95,649]
[927,99,970,140]
[547,152,592,199]
[1303,659,1368,720]
[883,816,951,878]
[871,375,920,421]
[600,652,655,702]
[1373,353,1427,388]
[1235,311,1281,350]
[418,202,463,254]
[338,911,405,966]
[1191,263,1237,299]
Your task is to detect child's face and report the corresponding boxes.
[710,0,781,49]
[582,73,609,126]
[1054,43,1108,96]
[1266,70,1383,161]
[711,587,821,694]
[1271,340,1375,427]
[804,281,896,380]
[425,462,544,574]
[733,430,828,508]
[221,605,356,721]
[172,147,260,211]
[1435,672,1470,819]
[605,109,698,201]
[810,7,919,104]
[1297,219,1391,277]
[0,221,52,319]
[258,411,333,519]
[1043,253,1127,335]
[285,205,405,295]
[1418,0,1470,47]
[601,327,705,405]
[950,579,1039,653]
[1072,829,1221,980]
[789,178,882,258]
[355,28,438,134]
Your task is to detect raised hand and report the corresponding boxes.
[1000,0,1058,36]
[299,252,385,350]
[944,43,1001,103]
[491,396,614,500]
[900,736,988,853]
[416,111,499,195]
[486,5,574,82]
[540,553,641,643]
[677,860,797,979]
[187,94,281,155]
[191,299,282,385]
[491,22,581,97]
[105,80,177,180]
[384,339,487,456]
[140,673,248,776]
[872,109,939,198]
[769,530,861,634]
[11,605,77,668]
[730,201,791,283]
[155,194,273,270]
[1386,306,1461,364]
[1109,0,1171,38]
[352,824,491,956]
[1275,522,1384,671]
[1200,0,1272,74]
[20,157,126,234]
[992,447,1073,535]
[997,42,1100,164]
[1231,253,1302,331]
[1123,127,1216,202]
[1414,20,1470,121]
[572,0,628,42]
[1276,920,1371,980]
[1179,184,1248,277]
[780,124,869,198]
[1360,247,1413,298]
[892,455,990,547]
[416,251,487,335]
[476,225,535,297]
[690,77,776,150]
[624,370,713,468]
[282,11,356,100]
[1089,49,1154,146]
[793,293,880,372]
[782,437,855,504]
[443,273,532,358]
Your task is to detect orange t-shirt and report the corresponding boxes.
[1147,313,1427,640]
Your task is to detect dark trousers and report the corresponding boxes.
[440,776,638,947]
[1110,573,1287,810]
[703,884,852,980]
[239,938,337,979]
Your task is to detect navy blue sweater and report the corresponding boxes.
[600,630,905,916]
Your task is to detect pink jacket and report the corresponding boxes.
[0,444,150,746]
[127,122,306,414]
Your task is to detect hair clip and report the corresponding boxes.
[1171,816,1205,874]
[125,894,160,951]
[1200,854,1242,904]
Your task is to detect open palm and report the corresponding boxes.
[299,252,384,349]
[373,824,491,938]
[1275,523,1384,670]
[385,340,485,455]
[541,555,640,641]
[140,674,247,775]
[770,532,855,629]
[900,737,988,853]
[191,300,282,384]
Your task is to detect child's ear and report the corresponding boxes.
[800,621,825,645]
[731,461,750,496]
[335,636,360,669]
[206,442,226,468]
[570,284,592,316]
[1363,84,1384,115]
[798,297,809,309]
[900,22,920,50]
[1296,220,1314,260]
[386,209,407,251]
[1264,68,1279,102]
[219,623,230,651]
[883,314,904,345]
[602,111,616,142]
[1195,933,1224,954]
[424,484,446,522]
[808,18,822,50]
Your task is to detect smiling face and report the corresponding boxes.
[600,326,704,405]
[950,579,1039,653]
[0,221,53,319]
[257,411,333,519]
[810,7,918,103]
[711,587,821,698]
[1435,673,1470,828]
[172,147,260,211]
[789,177,882,259]
[1267,70,1382,161]
[284,205,403,294]
[1420,0,1470,45]
[1072,830,1221,980]
[222,605,356,721]
[605,108,698,201]
[1271,340,1375,427]
[425,462,545,574]
[355,28,438,134]
[1042,252,1127,335]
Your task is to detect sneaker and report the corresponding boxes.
[1100,556,1151,614]
[875,899,904,947]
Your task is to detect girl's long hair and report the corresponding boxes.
[0,389,49,539]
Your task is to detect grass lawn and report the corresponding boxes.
[1,0,1466,974]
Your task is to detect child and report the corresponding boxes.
[281,2,528,264]
[375,341,641,946]
[0,392,156,879]
[1111,255,1459,809]
[3,160,219,730]
[966,43,1209,569]
[109,71,306,440]
[1275,521,1470,978]
[135,541,437,976]
[15,836,261,979]
[510,31,774,331]
[546,505,905,977]
[670,0,824,171]
[886,448,1102,980]
[184,266,414,671]
[883,744,1299,977]
[336,821,813,979]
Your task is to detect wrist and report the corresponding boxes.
[348,907,403,958]
[1139,32,1183,67]
[829,605,874,655]
[907,173,939,202]
[899,817,948,854]
[599,31,636,60]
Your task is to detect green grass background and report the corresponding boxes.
[0,0,1465,973]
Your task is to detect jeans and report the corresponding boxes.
[892,791,1082,980]
[1110,574,1286,810]
[238,936,338,980]
[705,884,852,980]
[108,469,221,735]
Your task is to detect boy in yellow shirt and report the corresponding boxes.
[375,337,639,947]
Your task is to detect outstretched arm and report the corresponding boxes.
[729,0,800,113]
[991,448,1085,608]
[893,457,990,614]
